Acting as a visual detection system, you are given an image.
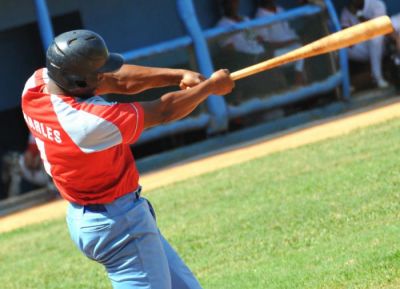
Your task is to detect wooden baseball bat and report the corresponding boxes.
[230,15,394,81]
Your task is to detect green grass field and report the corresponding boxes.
[1,118,400,289]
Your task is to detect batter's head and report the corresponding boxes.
[46,29,124,97]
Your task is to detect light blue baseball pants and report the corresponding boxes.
[66,190,203,289]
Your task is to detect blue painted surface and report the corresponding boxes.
[203,4,322,39]
[228,73,343,118]
[324,0,350,100]
[121,36,192,62]
[33,0,54,49]
[78,0,186,53]
[177,0,229,134]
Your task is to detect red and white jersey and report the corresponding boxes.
[21,68,144,205]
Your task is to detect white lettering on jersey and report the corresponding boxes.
[35,137,52,176]
[22,112,62,144]
[53,130,62,143]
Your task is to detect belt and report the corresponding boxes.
[83,187,141,213]
[84,203,107,213]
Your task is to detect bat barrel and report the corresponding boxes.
[230,15,394,81]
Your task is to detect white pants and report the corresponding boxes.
[391,14,400,34]
[273,43,304,72]
[347,36,385,82]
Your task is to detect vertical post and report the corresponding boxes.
[33,0,54,51]
[176,0,229,134]
[324,0,351,100]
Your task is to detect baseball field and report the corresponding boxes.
[1,99,400,289]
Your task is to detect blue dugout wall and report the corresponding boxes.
[11,0,400,144]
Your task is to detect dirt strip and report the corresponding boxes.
[1,98,400,233]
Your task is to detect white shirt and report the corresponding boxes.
[216,16,265,55]
[255,7,298,43]
[392,14,400,34]
[361,0,387,19]
[340,7,360,29]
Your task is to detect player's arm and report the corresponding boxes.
[139,69,234,129]
[96,64,205,95]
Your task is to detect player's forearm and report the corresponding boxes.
[140,69,233,129]
[141,81,214,130]
[159,81,215,122]
[96,64,189,95]
[141,70,233,129]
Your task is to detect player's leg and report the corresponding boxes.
[160,234,203,289]
[367,36,388,87]
[390,14,400,52]
[142,198,203,289]
[66,193,172,289]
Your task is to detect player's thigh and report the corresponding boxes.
[67,199,171,289]
[161,234,203,289]
[392,14,400,34]
[105,199,171,289]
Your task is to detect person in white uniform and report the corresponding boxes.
[255,0,306,86]
[391,14,400,52]
[216,0,265,59]
[340,0,389,88]
[215,0,270,104]
[361,0,400,53]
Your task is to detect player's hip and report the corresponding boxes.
[66,188,158,260]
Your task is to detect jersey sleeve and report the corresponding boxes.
[52,95,145,152]
[100,102,144,145]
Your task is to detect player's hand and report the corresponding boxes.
[179,70,206,90]
[210,69,235,96]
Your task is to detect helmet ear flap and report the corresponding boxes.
[75,80,88,88]
[46,29,123,97]
[69,75,88,88]
[64,74,87,89]
[65,73,99,96]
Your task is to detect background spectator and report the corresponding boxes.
[255,0,307,86]
[214,0,272,107]
[216,0,266,59]
[19,134,49,189]
[1,134,53,198]
[340,0,388,88]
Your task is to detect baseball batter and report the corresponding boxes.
[21,30,234,289]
